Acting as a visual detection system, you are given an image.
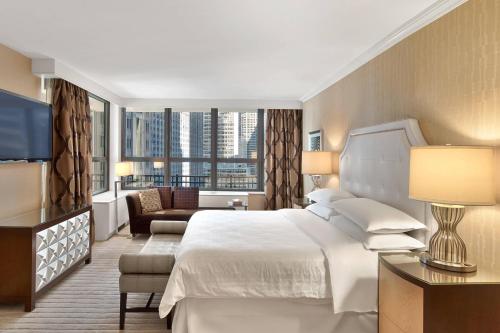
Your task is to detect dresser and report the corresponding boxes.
[379,252,500,333]
[0,204,92,311]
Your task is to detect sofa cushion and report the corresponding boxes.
[143,209,197,219]
[173,187,199,209]
[139,189,163,213]
[157,186,173,209]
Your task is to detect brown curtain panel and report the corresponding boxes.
[49,79,92,207]
[265,109,303,210]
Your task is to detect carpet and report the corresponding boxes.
[0,233,169,332]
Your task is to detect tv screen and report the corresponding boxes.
[0,89,52,161]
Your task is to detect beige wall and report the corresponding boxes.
[0,44,43,219]
[303,0,500,268]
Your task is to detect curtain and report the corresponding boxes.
[49,79,92,207]
[265,109,303,210]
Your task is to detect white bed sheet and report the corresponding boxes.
[287,211,380,313]
[159,209,379,319]
[173,298,377,333]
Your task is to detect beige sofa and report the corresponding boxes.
[118,220,187,330]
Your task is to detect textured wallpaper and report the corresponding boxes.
[303,0,500,269]
[0,44,44,220]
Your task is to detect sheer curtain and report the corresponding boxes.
[264,109,303,209]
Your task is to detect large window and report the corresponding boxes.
[90,94,110,195]
[122,108,264,191]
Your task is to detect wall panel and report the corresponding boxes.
[303,0,500,268]
[0,44,43,220]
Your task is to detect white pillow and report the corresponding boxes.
[306,203,338,220]
[332,215,426,251]
[332,198,427,234]
[307,188,354,206]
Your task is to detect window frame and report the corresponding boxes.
[121,107,264,192]
[89,93,110,195]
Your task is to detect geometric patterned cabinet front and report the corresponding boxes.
[0,205,92,311]
[35,211,90,292]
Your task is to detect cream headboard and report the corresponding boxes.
[339,119,432,243]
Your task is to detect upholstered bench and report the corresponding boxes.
[118,220,187,330]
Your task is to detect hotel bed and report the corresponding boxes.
[159,119,433,333]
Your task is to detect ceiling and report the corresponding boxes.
[0,0,439,100]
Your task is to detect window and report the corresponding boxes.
[215,109,261,190]
[121,109,165,188]
[121,108,264,191]
[90,94,110,195]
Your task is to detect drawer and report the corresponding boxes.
[379,264,423,333]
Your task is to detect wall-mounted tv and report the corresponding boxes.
[0,89,52,161]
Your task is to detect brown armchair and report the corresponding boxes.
[126,187,199,236]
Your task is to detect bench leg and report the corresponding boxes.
[167,311,172,330]
[146,293,155,308]
[119,293,127,330]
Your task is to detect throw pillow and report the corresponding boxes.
[138,189,163,213]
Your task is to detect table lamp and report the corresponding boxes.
[153,161,164,169]
[302,151,337,191]
[115,162,133,198]
[409,146,495,272]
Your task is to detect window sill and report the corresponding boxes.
[199,191,264,196]
[93,190,265,201]
[92,190,136,203]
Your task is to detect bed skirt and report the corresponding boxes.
[172,298,377,333]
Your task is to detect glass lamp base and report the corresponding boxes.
[420,252,477,273]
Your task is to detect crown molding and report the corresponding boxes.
[300,0,468,102]
[32,59,302,109]
[32,58,124,105]
[124,98,303,110]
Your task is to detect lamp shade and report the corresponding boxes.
[115,162,133,177]
[302,151,337,175]
[153,161,164,169]
[409,146,495,206]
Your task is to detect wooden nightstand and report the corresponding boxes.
[378,252,500,333]
[292,197,312,209]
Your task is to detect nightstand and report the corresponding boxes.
[378,252,500,333]
[292,197,312,209]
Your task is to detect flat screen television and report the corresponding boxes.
[0,89,52,161]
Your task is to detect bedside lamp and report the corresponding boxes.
[302,151,337,191]
[115,162,133,198]
[409,146,495,272]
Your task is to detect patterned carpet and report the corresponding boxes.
[0,231,170,332]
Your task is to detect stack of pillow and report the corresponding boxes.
[305,189,426,251]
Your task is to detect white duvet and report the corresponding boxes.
[159,209,379,318]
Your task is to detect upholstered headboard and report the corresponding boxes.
[339,119,432,243]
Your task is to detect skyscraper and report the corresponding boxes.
[125,111,164,185]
